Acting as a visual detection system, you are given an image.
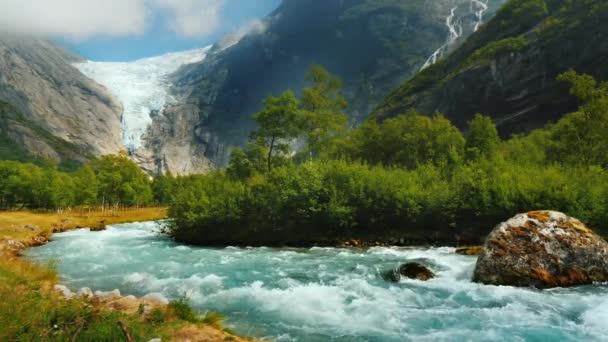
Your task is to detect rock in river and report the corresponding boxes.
[473,211,608,288]
[383,262,435,282]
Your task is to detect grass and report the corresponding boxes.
[0,208,252,341]
[0,207,167,252]
[0,257,187,341]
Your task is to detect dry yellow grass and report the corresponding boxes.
[0,207,167,251]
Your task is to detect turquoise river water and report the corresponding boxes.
[24,221,608,341]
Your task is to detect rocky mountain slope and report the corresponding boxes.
[0,36,124,165]
[74,48,211,174]
[373,0,608,134]
[148,0,506,173]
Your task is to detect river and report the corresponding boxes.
[24,222,608,341]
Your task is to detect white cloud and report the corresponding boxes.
[0,0,226,39]
[154,0,225,38]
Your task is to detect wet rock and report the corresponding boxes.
[77,287,93,298]
[455,246,482,256]
[94,289,121,300]
[383,263,435,282]
[90,220,106,232]
[399,263,435,281]
[141,293,169,305]
[473,211,608,288]
[54,284,74,299]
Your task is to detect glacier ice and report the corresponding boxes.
[74,47,211,152]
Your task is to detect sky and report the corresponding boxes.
[0,0,281,61]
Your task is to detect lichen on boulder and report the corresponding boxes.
[473,211,608,288]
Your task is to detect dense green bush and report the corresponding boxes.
[168,156,608,246]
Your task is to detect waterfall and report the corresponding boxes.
[421,0,490,70]
[421,7,463,69]
[471,0,490,31]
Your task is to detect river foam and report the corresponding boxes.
[25,222,608,341]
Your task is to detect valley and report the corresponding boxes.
[1,0,608,341]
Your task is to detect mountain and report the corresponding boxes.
[373,0,608,134]
[74,48,211,174]
[147,0,506,174]
[0,36,124,165]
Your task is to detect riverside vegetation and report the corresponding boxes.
[0,208,252,341]
[0,158,243,340]
[164,67,608,246]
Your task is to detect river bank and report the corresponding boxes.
[0,208,253,341]
[25,221,608,341]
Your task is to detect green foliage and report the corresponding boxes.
[201,312,225,326]
[547,70,608,166]
[300,65,348,157]
[90,154,153,207]
[226,142,267,181]
[465,114,501,161]
[168,297,200,323]
[334,110,465,169]
[148,308,166,326]
[170,71,608,244]
[0,263,165,341]
[251,90,304,172]
[152,172,176,205]
[466,37,529,66]
[0,153,155,210]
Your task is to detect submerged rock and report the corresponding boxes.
[473,211,608,288]
[399,263,435,281]
[383,263,435,282]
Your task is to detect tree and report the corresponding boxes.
[550,71,608,166]
[152,172,175,205]
[350,111,464,169]
[465,114,500,161]
[89,153,152,207]
[251,90,304,172]
[300,65,348,157]
[73,164,98,206]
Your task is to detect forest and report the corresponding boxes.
[0,153,161,210]
[164,67,608,245]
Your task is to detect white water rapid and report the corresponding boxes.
[25,222,608,342]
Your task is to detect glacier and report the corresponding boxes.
[74,47,211,152]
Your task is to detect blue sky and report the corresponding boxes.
[0,0,280,62]
[59,1,280,61]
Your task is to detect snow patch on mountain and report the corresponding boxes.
[74,47,211,151]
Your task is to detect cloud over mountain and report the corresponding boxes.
[0,0,226,39]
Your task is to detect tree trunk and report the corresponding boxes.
[268,136,276,172]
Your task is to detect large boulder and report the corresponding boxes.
[473,211,608,288]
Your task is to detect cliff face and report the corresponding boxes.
[148,0,505,173]
[0,36,124,163]
[373,0,608,134]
